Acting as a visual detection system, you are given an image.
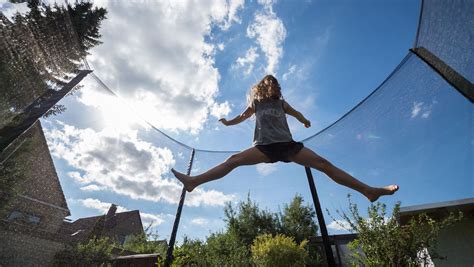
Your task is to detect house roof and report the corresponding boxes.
[400,198,474,214]
[399,198,474,225]
[113,253,160,259]
[61,207,144,243]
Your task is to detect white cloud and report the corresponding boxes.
[83,0,245,134]
[190,217,208,225]
[140,212,166,226]
[80,184,105,191]
[421,110,431,119]
[80,198,125,213]
[220,0,245,30]
[327,220,351,232]
[210,101,231,119]
[282,65,297,81]
[45,121,235,207]
[247,1,287,74]
[234,46,260,75]
[257,0,275,6]
[68,171,90,184]
[327,217,393,233]
[187,188,237,207]
[188,217,226,231]
[411,102,432,119]
[256,163,278,176]
[355,133,382,142]
[79,198,165,225]
[411,102,423,118]
[0,1,30,22]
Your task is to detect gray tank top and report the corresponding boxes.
[252,99,293,145]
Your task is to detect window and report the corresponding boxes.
[6,210,41,225]
[7,211,23,221]
[118,234,126,245]
[123,234,133,244]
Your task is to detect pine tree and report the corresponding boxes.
[0,0,107,118]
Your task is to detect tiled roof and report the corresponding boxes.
[60,209,144,243]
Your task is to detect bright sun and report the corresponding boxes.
[98,95,143,132]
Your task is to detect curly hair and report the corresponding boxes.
[248,75,282,106]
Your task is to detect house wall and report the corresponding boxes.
[0,122,70,266]
[4,199,69,233]
[433,215,474,266]
[7,122,69,214]
[0,230,65,266]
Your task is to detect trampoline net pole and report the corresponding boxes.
[305,167,336,267]
[164,148,195,267]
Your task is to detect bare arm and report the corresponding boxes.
[219,106,254,126]
[283,101,311,128]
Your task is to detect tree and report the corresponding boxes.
[224,194,279,247]
[0,0,107,211]
[329,195,463,267]
[0,0,107,117]
[278,194,318,244]
[169,194,320,266]
[278,194,320,265]
[122,224,167,255]
[67,1,106,54]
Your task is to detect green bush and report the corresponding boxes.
[251,234,308,267]
[171,237,208,266]
[205,231,250,266]
[53,237,113,267]
[123,224,166,255]
[170,232,250,267]
[329,195,463,267]
[167,194,318,266]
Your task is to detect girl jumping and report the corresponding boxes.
[172,75,399,202]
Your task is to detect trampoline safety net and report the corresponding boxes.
[0,0,472,266]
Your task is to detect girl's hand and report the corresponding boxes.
[219,118,229,126]
[303,119,311,128]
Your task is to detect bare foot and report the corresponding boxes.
[171,168,196,192]
[365,185,399,202]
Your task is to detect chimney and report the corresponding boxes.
[104,204,117,228]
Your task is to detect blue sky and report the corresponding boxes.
[3,0,472,243]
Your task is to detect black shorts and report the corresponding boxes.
[255,141,304,163]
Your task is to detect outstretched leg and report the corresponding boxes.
[172,147,270,192]
[288,147,398,202]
